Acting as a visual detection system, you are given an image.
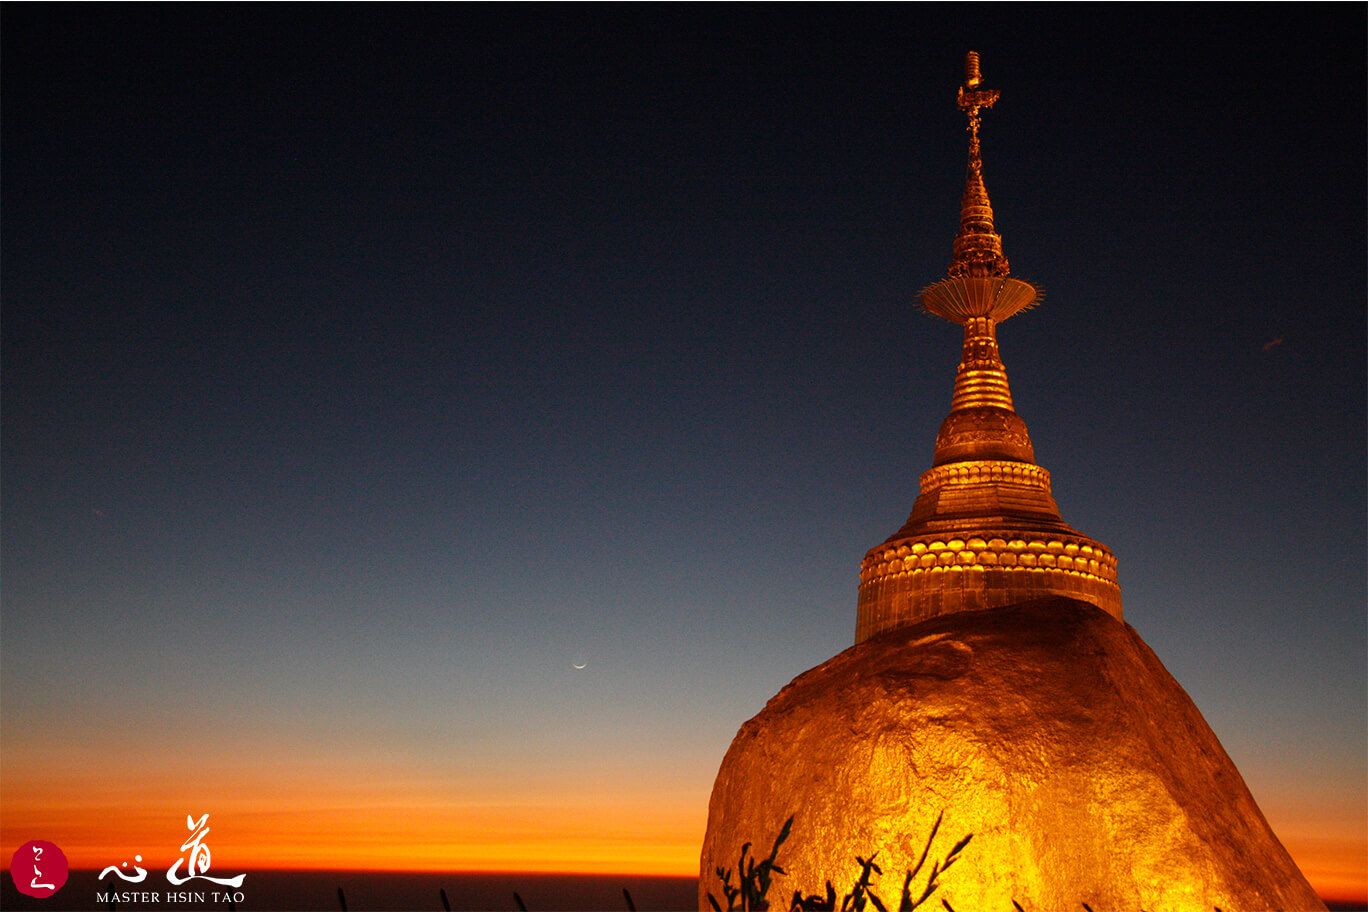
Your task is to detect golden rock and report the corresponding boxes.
[700,599,1325,911]
[700,53,1322,910]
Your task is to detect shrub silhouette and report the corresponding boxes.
[708,813,972,912]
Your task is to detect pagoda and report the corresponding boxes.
[857,51,1119,643]
[700,54,1324,911]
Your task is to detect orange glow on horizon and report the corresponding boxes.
[1276,832,1368,909]
[0,804,704,876]
[5,790,1362,891]
[0,758,705,877]
[2,748,1360,890]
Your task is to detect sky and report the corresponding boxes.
[3,4,1365,903]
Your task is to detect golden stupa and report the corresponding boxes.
[699,54,1324,911]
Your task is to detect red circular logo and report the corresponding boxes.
[11,841,68,898]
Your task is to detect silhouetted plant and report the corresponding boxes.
[713,864,741,911]
[712,812,971,912]
[895,811,972,911]
[791,880,840,911]
[709,815,794,910]
[842,854,886,912]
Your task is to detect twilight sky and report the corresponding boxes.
[3,4,1364,901]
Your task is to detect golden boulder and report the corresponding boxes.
[700,598,1325,911]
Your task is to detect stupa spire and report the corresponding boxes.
[920,53,1041,461]
[949,50,1009,280]
[854,52,1121,643]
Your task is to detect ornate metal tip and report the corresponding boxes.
[957,53,999,114]
[965,51,982,89]
[948,51,1009,280]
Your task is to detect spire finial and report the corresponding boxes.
[949,51,1009,279]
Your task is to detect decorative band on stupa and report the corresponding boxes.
[855,52,1121,643]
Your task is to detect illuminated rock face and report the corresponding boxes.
[701,53,1322,908]
[700,598,1325,911]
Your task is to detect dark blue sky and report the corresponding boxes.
[3,3,1364,887]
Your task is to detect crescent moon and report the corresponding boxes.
[572,662,587,670]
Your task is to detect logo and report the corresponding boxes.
[95,813,246,906]
[11,840,69,899]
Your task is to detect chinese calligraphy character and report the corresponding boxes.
[166,813,246,888]
[99,853,148,882]
[29,845,55,890]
